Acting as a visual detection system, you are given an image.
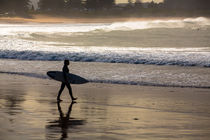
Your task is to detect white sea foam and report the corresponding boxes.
[0,36,210,67]
[0,46,210,67]
[0,60,210,88]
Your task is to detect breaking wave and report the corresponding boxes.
[0,49,210,67]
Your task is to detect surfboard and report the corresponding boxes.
[47,71,88,84]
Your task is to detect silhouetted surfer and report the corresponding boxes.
[57,60,77,101]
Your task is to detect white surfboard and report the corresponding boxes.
[47,71,88,84]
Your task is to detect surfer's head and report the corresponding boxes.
[64,59,69,65]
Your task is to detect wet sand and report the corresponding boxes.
[0,74,210,140]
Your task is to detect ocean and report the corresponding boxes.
[0,17,210,88]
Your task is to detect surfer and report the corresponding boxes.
[57,60,77,101]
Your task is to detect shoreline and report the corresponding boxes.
[0,59,209,89]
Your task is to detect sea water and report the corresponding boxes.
[0,17,210,88]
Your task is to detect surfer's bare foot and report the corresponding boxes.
[72,97,77,101]
[72,101,77,104]
[57,98,63,102]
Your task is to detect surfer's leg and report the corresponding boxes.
[57,83,65,101]
[66,84,77,100]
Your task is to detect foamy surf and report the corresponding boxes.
[0,59,209,89]
[0,49,210,67]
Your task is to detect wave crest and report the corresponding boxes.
[0,50,210,67]
[0,17,209,36]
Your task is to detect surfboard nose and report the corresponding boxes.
[47,71,56,79]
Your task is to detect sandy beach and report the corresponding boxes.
[0,72,210,140]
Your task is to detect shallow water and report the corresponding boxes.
[0,59,210,88]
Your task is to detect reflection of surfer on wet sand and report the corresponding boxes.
[57,101,74,139]
[46,102,85,140]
